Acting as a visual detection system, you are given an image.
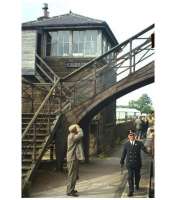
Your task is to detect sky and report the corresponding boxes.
[21,0,155,106]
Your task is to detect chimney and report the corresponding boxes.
[37,3,50,21]
[43,3,49,18]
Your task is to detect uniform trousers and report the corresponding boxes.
[127,166,141,192]
[67,159,79,194]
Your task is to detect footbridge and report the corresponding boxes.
[66,61,154,123]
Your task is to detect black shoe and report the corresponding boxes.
[73,190,78,193]
[67,192,79,197]
[127,191,133,197]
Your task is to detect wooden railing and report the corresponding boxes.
[36,53,59,83]
[22,78,60,139]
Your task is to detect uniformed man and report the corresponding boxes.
[120,131,149,197]
[66,124,85,197]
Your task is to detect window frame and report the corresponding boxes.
[45,30,101,57]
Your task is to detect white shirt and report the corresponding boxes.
[130,141,135,146]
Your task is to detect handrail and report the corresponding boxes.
[22,77,60,139]
[61,24,154,82]
[36,53,59,82]
[22,77,34,86]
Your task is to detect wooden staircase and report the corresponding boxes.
[22,53,67,196]
[22,112,61,195]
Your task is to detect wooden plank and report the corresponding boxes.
[22,30,37,75]
[22,68,35,75]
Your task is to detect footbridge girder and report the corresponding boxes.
[65,61,154,123]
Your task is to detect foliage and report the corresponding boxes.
[128,93,153,114]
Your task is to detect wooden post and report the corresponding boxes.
[59,81,62,111]
[31,85,34,113]
[133,50,136,72]
[93,62,97,96]
[73,82,76,105]
[129,40,132,74]
[32,122,37,162]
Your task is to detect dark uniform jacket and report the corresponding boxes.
[120,140,148,168]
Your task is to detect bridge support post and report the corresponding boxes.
[81,119,90,163]
[54,129,66,171]
[54,115,68,171]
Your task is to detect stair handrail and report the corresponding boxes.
[61,24,154,82]
[22,78,60,139]
[36,53,59,82]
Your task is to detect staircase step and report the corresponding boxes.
[24,133,48,136]
[22,127,48,133]
[22,145,43,150]
[22,144,46,151]
[23,135,48,139]
[22,117,56,122]
[23,129,48,133]
[22,151,39,155]
[22,113,56,117]
[22,155,34,160]
[22,127,48,130]
[22,159,33,163]
[23,145,52,152]
[22,139,46,143]
[22,172,28,179]
[22,122,48,125]
[22,133,49,137]
[23,142,53,148]
[22,166,31,171]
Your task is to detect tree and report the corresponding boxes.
[128,94,153,114]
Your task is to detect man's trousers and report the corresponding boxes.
[127,166,141,192]
[67,159,79,194]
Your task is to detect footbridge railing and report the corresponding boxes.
[60,24,154,107]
